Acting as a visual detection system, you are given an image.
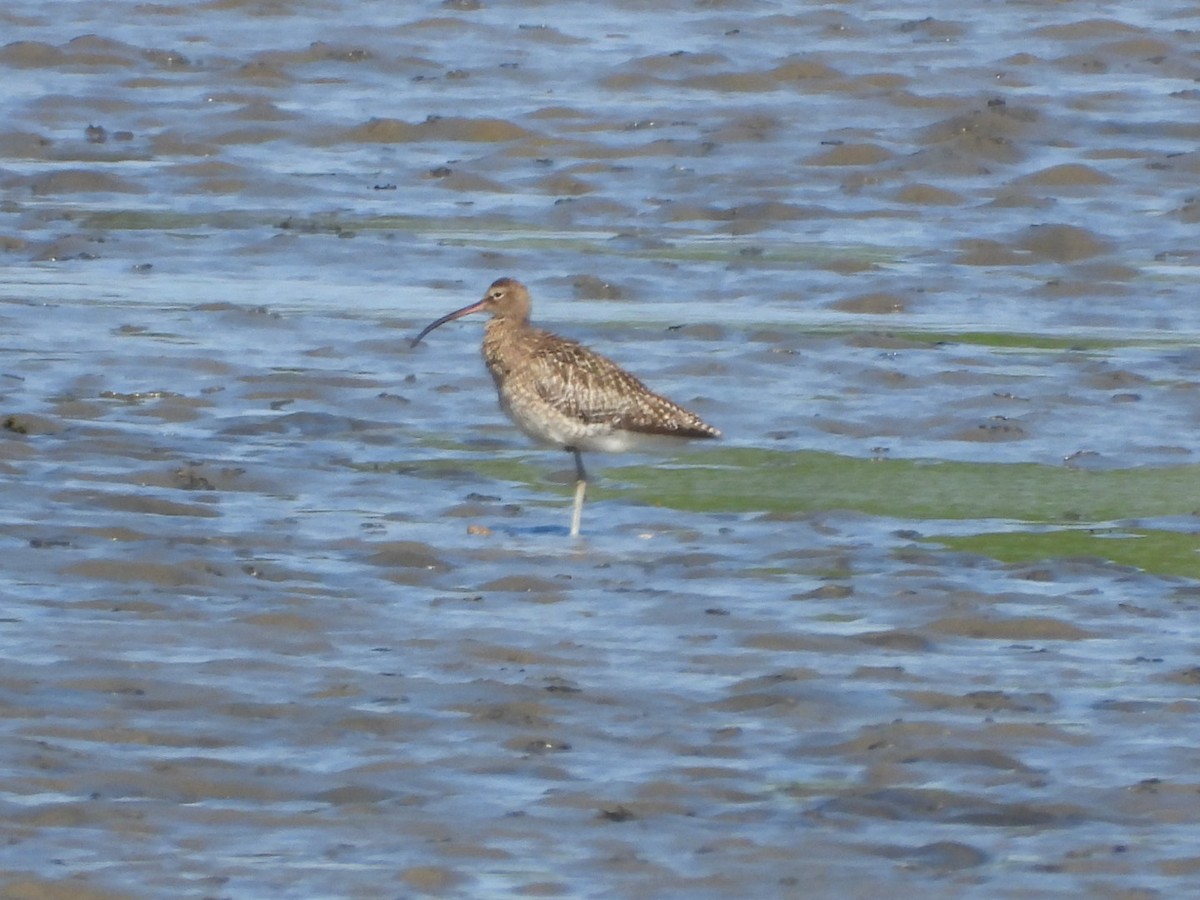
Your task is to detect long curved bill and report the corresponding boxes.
[410,298,488,347]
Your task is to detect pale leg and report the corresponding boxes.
[569,449,587,537]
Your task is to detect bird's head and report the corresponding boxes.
[411,277,531,347]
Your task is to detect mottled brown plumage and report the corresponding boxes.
[412,277,720,535]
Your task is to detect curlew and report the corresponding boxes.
[412,277,720,536]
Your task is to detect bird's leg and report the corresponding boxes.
[569,448,587,537]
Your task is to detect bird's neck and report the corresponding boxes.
[482,316,533,381]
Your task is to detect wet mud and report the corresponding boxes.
[2,2,1200,898]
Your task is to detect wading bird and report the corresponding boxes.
[412,278,720,535]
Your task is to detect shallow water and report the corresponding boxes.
[2,2,1200,898]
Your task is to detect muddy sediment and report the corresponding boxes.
[1,3,1200,898]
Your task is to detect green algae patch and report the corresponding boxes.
[609,449,1200,523]
[931,528,1200,580]
[892,331,1125,352]
[358,447,1200,579]
[73,206,896,266]
[350,454,552,486]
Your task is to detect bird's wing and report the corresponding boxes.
[526,338,715,437]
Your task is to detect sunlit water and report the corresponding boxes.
[1,2,1199,898]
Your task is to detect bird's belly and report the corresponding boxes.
[500,394,688,453]
[497,393,610,450]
